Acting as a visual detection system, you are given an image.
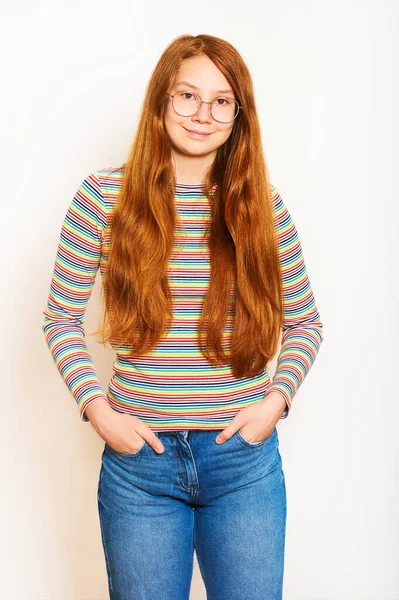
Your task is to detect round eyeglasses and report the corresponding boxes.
[166,91,242,123]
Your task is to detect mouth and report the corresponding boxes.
[183,127,212,138]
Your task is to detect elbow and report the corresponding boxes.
[318,321,325,345]
[42,314,53,344]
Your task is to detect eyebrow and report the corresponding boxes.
[174,80,234,95]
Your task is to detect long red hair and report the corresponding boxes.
[95,33,283,378]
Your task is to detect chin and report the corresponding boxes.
[176,140,214,156]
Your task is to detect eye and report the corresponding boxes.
[182,92,195,100]
[215,97,230,106]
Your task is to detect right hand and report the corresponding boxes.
[84,399,164,454]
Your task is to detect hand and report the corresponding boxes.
[85,398,164,454]
[215,392,287,444]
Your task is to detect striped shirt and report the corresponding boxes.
[42,164,324,431]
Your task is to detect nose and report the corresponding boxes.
[192,100,213,123]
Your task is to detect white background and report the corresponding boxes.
[1,0,398,598]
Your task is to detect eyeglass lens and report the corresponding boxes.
[172,91,238,122]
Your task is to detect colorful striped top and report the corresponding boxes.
[42,164,324,431]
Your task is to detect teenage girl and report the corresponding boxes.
[43,33,324,600]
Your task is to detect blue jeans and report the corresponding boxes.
[97,427,287,600]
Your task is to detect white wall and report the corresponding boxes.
[1,0,397,598]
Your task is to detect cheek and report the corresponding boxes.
[164,110,184,140]
[216,125,234,146]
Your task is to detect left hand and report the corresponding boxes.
[215,391,287,444]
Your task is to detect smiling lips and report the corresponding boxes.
[184,128,212,138]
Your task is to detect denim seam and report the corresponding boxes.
[98,492,114,593]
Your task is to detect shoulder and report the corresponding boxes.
[270,183,292,229]
[81,163,125,227]
[95,163,126,192]
[269,183,300,255]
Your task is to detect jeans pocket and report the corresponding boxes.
[235,427,276,448]
[105,431,159,458]
[105,440,146,457]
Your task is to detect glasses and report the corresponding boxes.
[166,91,242,123]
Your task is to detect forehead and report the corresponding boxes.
[172,57,234,95]
[174,80,234,95]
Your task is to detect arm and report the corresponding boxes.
[42,172,109,422]
[265,185,324,418]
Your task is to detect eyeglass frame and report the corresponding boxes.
[165,91,243,123]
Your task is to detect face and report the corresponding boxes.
[164,56,237,164]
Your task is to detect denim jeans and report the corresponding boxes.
[97,426,287,600]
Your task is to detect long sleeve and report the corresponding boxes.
[267,186,324,418]
[42,172,108,422]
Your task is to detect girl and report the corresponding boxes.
[43,33,324,600]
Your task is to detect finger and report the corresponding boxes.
[136,426,164,454]
[215,425,239,444]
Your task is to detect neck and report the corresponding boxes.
[171,147,216,185]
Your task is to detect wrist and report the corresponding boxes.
[261,391,288,416]
[84,398,112,427]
